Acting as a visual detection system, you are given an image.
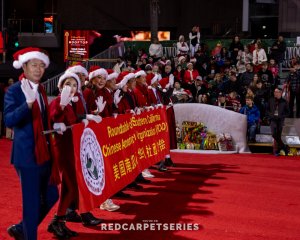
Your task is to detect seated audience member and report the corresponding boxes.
[215,92,232,110]
[227,91,241,112]
[172,81,193,103]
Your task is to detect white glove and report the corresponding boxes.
[95,96,106,113]
[53,122,67,135]
[130,109,136,115]
[135,107,141,115]
[169,74,174,87]
[82,119,89,128]
[156,104,163,109]
[114,89,122,106]
[86,114,102,123]
[60,86,72,106]
[145,106,154,111]
[21,79,37,104]
[71,96,79,103]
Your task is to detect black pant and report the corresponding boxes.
[270,119,285,151]
[289,91,300,118]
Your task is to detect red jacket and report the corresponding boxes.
[183,69,199,84]
[147,87,163,106]
[117,96,131,114]
[102,88,114,116]
[83,87,110,117]
[49,97,78,171]
[124,90,138,109]
[83,87,97,114]
[134,84,148,107]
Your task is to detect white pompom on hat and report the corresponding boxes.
[13,47,50,69]
[57,72,81,90]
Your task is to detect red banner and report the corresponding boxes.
[72,108,170,213]
[64,30,90,62]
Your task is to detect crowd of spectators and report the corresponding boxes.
[115,31,299,142]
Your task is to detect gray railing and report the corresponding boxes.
[42,42,125,95]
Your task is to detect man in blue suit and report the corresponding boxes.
[4,47,59,240]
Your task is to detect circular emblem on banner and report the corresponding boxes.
[80,128,105,195]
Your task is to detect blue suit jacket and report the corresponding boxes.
[4,81,41,168]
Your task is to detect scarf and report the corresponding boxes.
[19,75,60,184]
[32,84,51,165]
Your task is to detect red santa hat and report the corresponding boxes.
[146,73,159,87]
[13,47,50,69]
[57,72,81,90]
[116,71,135,87]
[106,69,119,81]
[134,70,146,78]
[88,65,108,80]
[178,56,186,63]
[183,89,193,98]
[65,63,88,77]
[159,77,169,92]
[187,62,194,67]
[145,64,153,71]
[190,57,197,63]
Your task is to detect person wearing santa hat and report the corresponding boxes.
[183,62,200,85]
[83,65,108,117]
[64,64,108,223]
[4,47,59,240]
[48,72,104,238]
[114,72,135,114]
[101,69,119,116]
[176,35,189,57]
[124,71,139,110]
[65,63,89,113]
[147,73,163,105]
[134,70,149,108]
[158,75,176,167]
[145,73,169,172]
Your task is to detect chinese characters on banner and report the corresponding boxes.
[72,108,170,213]
[64,30,90,62]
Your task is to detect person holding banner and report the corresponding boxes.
[4,47,59,240]
[158,75,176,167]
[83,66,110,117]
[48,72,103,238]
[146,73,168,172]
[65,65,111,221]
[134,70,149,107]
[65,63,89,112]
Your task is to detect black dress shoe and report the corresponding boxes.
[136,177,151,183]
[47,221,69,239]
[61,224,78,237]
[158,166,168,172]
[81,212,103,226]
[164,157,175,167]
[65,210,82,223]
[127,182,143,190]
[7,225,24,240]
[114,191,131,198]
